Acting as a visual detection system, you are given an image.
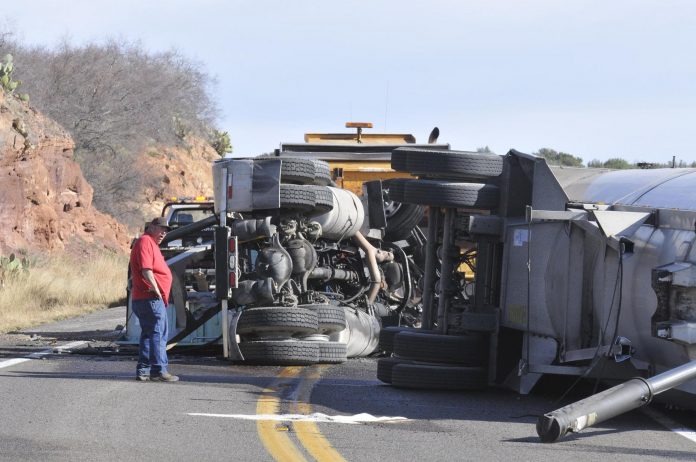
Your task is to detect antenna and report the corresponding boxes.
[383,81,389,131]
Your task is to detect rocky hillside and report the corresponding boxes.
[137,136,218,221]
[0,91,130,256]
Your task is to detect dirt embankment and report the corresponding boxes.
[0,91,130,256]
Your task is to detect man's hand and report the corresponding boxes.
[149,286,162,299]
[142,269,162,299]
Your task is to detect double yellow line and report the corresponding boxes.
[256,365,347,462]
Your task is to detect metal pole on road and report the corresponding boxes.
[537,360,696,442]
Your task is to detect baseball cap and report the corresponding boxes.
[148,217,172,230]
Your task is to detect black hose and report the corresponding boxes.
[161,215,219,245]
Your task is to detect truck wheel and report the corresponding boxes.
[239,340,319,365]
[394,331,488,366]
[403,180,499,209]
[391,363,488,390]
[279,184,317,211]
[302,304,346,334]
[377,357,450,384]
[317,342,347,364]
[382,178,411,203]
[377,357,420,384]
[382,179,424,241]
[379,326,436,354]
[305,186,334,215]
[237,307,319,335]
[391,149,410,172]
[313,160,332,186]
[280,158,318,185]
[398,148,503,180]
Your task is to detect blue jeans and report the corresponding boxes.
[132,298,169,376]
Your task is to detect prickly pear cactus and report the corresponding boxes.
[0,253,30,288]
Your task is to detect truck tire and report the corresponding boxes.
[379,326,436,354]
[302,304,346,334]
[391,149,410,172]
[306,185,334,215]
[317,342,347,364]
[313,160,332,186]
[382,178,410,204]
[382,179,424,241]
[391,363,488,390]
[237,307,319,335]
[279,184,316,211]
[280,158,318,185]
[377,357,405,384]
[377,357,419,384]
[398,148,503,180]
[393,331,488,366]
[240,340,319,365]
[377,357,451,384]
[403,180,499,209]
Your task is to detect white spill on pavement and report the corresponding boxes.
[0,340,87,370]
[188,412,409,424]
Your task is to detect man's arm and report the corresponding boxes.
[141,269,162,299]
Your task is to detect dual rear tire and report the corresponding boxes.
[237,304,347,365]
[377,330,489,391]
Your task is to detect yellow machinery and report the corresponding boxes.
[276,122,449,195]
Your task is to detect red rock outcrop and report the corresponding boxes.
[0,90,130,255]
[137,136,218,219]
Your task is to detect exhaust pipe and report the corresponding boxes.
[353,231,394,302]
[537,360,696,442]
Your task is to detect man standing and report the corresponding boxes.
[129,217,179,382]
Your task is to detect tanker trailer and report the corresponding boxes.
[379,148,696,409]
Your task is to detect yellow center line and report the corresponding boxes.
[292,365,348,462]
[256,366,308,462]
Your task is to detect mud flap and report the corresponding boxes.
[227,308,245,361]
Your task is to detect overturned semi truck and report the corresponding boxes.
[378,148,696,441]
[121,132,696,437]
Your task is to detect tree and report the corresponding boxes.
[534,148,584,167]
[476,146,494,154]
[0,36,221,225]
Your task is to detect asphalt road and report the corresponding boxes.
[1,309,696,461]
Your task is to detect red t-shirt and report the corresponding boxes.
[129,234,173,306]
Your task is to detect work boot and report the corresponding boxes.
[151,372,179,382]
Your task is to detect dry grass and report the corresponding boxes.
[0,252,128,333]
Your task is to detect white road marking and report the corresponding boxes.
[0,357,32,369]
[0,340,87,370]
[188,411,408,424]
[643,407,696,445]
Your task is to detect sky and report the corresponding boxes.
[2,0,696,164]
